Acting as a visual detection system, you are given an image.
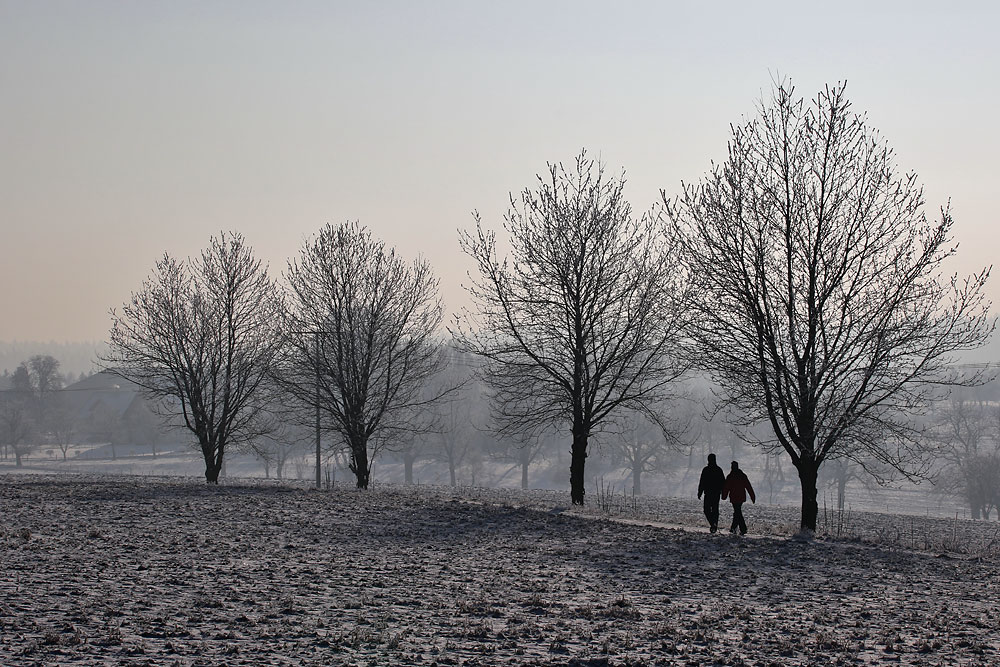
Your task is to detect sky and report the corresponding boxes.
[1,1,998,343]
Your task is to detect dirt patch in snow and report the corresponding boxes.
[2,474,998,666]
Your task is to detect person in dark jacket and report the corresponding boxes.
[697,453,726,532]
[721,461,756,535]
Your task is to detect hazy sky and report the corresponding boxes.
[2,1,997,342]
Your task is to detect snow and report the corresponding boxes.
[2,474,998,665]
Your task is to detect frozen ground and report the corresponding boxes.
[2,475,999,666]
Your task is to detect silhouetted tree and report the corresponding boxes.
[278,222,447,489]
[103,232,282,483]
[22,356,64,428]
[454,152,692,504]
[664,81,994,532]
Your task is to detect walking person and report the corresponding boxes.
[721,461,756,535]
[697,453,726,532]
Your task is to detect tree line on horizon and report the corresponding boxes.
[50,80,996,533]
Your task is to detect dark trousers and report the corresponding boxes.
[703,494,720,529]
[730,502,747,534]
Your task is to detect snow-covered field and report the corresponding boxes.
[2,474,998,666]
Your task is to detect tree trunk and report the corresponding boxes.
[633,466,642,496]
[837,475,847,512]
[14,450,23,467]
[797,458,819,532]
[203,441,222,484]
[404,458,414,485]
[521,458,529,490]
[449,458,457,487]
[569,427,588,505]
[205,463,221,484]
[355,462,370,489]
[349,438,370,489]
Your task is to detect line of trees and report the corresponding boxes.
[0,356,64,466]
[100,80,994,532]
[103,226,452,489]
[0,355,165,465]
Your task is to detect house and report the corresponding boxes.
[61,371,181,457]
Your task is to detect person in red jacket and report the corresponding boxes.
[721,460,756,535]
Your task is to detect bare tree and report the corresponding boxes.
[23,355,64,396]
[120,402,165,458]
[14,355,75,463]
[422,349,482,487]
[664,81,994,532]
[0,367,34,466]
[0,404,32,465]
[606,406,689,496]
[396,437,430,485]
[22,355,65,427]
[454,151,692,504]
[103,232,282,483]
[48,393,76,462]
[932,385,1000,519]
[249,418,311,480]
[0,356,66,465]
[818,458,884,513]
[760,451,790,505]
[434,395,475,487]
[279,222,446,489]
[486,433,547,491]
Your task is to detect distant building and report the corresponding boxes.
[61,371,181,455]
